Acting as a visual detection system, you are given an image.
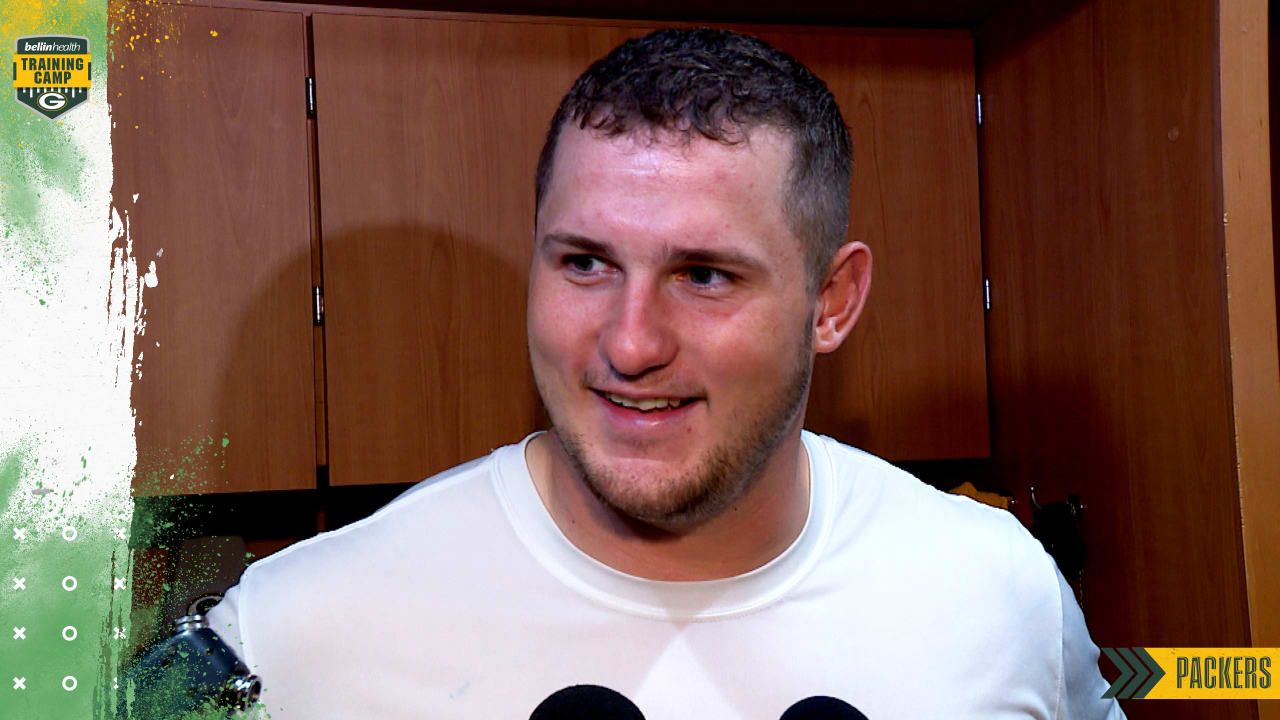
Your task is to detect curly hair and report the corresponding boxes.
[534,28,852,293]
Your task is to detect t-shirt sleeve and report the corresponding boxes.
[1056,566,1127,719]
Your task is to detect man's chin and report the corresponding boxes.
[581,458,742,529]
[549,426,741,526]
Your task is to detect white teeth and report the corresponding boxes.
[605,393,684,411]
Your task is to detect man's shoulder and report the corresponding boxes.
[812,432,1016,522]
[811,433,1065,647]
[241,445,507,583]
[809,431,1053,587]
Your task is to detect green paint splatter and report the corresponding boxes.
[1,439,134,719]
[134,432,230,495]
[0,442,30,498]
[120,493,268,719]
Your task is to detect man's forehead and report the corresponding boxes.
[537,124,806,273]
[550,123,792,189]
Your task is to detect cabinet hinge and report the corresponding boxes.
[306,76,316,118]
[976,93,983,127]
[313,286,325,326]
[983,278,991,311]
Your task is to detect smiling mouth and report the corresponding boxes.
[596,390,699,412]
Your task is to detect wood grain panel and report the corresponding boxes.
[978,1,1254,718]
[313,15,651,486]
[759,32,989,459]
[1218,3,1280,712]
[112,1,317,494]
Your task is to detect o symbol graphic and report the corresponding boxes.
[62,526,77,541]
[37,92,67,111]
[62,576,77,591]
[62,676,77,691]
[62,626,77,641]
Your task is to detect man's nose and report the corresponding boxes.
[600,280,677,378]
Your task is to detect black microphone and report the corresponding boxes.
[530,685,647,720]
[779,696,869,720]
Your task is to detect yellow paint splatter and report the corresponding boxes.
[209,30,217,37]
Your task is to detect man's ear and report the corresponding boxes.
[812,241,872,354]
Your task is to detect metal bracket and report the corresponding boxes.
[313,286,324,326]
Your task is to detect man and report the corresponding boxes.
[207,28,1123,718]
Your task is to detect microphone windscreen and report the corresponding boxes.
[529,684,647,720]
[779,695,869,720]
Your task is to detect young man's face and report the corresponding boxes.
[528,124,818,528]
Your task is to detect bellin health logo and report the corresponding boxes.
[12,35,91,120]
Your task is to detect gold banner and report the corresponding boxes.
[13,54,90,88]
[1141,648,1278,699]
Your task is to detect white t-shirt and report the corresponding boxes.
[207,431,1124,719]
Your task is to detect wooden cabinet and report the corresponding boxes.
[759,30,987,460]
[120,4,992,493]
[976,2,1278,719]
[113,2,317,494]
[311,17,648,487]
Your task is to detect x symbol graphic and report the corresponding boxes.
[12,677,25,690]
[113,627,127,639]
[13,627,25,640]
[11,578,24,590]
[12,528,24,541]
[113,577,126,590]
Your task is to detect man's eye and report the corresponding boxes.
[685,266,730,287]
[565,255,603,273]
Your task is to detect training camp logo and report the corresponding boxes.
[13,35,91,120]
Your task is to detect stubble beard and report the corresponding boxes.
[539,328,814,531]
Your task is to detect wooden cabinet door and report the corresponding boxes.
[113,1,317,494]
[312,15,652,486]
[763,30,989,460]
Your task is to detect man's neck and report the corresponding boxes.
[524,431,811,582]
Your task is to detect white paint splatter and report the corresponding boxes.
[143,260,158,288]
[1,94,137,531]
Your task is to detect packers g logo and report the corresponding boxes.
[13,35,91,120]
[37,91,68,112]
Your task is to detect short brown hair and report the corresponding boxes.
[535,28,852,293]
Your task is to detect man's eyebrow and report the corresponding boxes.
[540,233,611,256]
[540,232,769,275]
[665,247,768,275]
